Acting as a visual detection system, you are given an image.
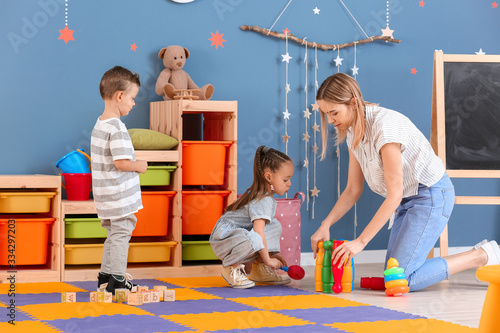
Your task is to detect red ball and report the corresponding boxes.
[287,265,305,280]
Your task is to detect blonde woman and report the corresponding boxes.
[310,73,499,291]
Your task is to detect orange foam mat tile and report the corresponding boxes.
[229,294,368,311]
[0,320,63,333]
[0,282,86,295]
[328,318,478,333]
[19,302,153,321]
[172,288,222,301]
[162,310,312,331]
[158,276,229,288]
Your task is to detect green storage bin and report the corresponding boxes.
[182,240,219,261]
[139,165,177,186]
[65,217,107,238]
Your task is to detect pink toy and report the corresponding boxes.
[280,265,305,280]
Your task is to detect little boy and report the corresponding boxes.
[90,66,147,294]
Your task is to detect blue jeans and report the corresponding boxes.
[385,174,455,291]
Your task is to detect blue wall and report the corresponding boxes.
[1,0,499,252]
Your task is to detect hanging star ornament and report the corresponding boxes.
[283,109,291,120]
[313,7,320,14]
[130,43,138,51]
[285,83,291,94]
[58,26,75,44]
[411,68,417,75]
[312,144,319,154]
[310,186,320,197]
[303,132,310,142]
[351,65,359,76]
[303,108,311,119]
[209,30,226,49]
[334,54,343,67]
[311,102,319,111]
[282,133,290,143]
[475,48,486,55]
[282,52,292,63]
[312,123,320,132]
[283,28,290,35]
[381,26,394,39]
[303,158,309,168]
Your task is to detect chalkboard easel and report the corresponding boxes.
[431,50,500,257]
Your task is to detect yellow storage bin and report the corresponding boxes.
[0,191,56,213]
[64,241,177,265]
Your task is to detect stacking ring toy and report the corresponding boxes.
[385,286,410,296]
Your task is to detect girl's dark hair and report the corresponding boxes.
[99,66,140,100]
[225,146,291,212]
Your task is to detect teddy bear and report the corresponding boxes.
[155,45,214,100]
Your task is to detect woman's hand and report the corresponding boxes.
[270,253,288,267]
[331,238,366,268]
[311,223,331,259]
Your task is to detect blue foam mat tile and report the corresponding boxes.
[196,285,315,299]
[278,305,425,324]
[142,298,259,316]
[0,292,70,306]
[45,314,191,333]
[0,308,34,322]
[213,324,345,332]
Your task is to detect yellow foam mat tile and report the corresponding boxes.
[163,310,312,331]
[328,318,478,333]
[159,276,228,288]
[19,302,152,321]
[171,288,222,301]
[229,294,368,311]
[0,320,63,333]
[0,282,86,294]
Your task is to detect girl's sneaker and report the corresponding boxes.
[221,264,255,289]
[248,262,291,285]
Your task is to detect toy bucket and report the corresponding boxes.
[56,149,91,173]
[61,173,92,201]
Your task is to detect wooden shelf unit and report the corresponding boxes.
[0,175,61,283]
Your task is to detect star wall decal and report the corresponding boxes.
[334,54,343,66]
[282,52,292,63]
[351,65,359,76]
[303,108,311,119]
[282,133,290,143]
[493,2,498,8]
[310,186,320,197]
[313,7,320,14]
[419,0,425,7]
[303,132,310,142]
[209,30,226,49]
[411,68,417,75]
[58,26,74,44]
[381,26,394,39]
[475,48,486,55]
[283,109,291,120]
[130,43,138,51]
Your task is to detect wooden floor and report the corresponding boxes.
[288,263,487,329]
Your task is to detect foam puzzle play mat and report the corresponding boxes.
[0,276,478,333]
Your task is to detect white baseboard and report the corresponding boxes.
[300,246,472,266]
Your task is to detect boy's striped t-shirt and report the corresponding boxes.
[346,105,445,199]
[90,117,142,219]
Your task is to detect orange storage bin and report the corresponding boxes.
[0,216,55,265]
[133,191,176,237]
[182,141,232,185]
[181,190,230,235]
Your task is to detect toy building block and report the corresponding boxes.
[142,291,151,304]
[104,292,113,303]
[164,289,175,302]
[127,293,143,306]
[89,291,97,302]
[384,258,410,296]
[322,240,334,293]
[96,292,105,303]
[137,286,149,293]
[154,286,168,301]
[61,292,76,303]
[314,241,324,292]
[115,289,129,303]
[151,291,160,303]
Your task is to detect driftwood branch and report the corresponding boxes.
[240,25,401,50]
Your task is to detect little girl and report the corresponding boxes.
[210,146,294,288]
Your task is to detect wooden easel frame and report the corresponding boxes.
[431,51,500,257]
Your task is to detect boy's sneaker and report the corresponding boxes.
[221,264,255,289]
[97,272,111,291]
[105,274,139,295]
[248,262,291,285]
